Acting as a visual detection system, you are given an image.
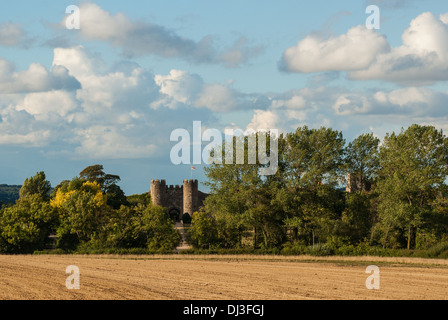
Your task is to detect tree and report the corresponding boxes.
[375,124,448,249]
[79,165,120,189]
[0,194,57,253]
[51,180,109,248]
[105,204,180,250]
[138,204,181,251]
[344,133,380,192]
[280,126,346,246]
[342,191,374,242]
[104,183,129,209]
[202,133,272,248]
[189,211,219,249]
[283,126,345,188]
[79,164,128,209]
[19,172,52,201]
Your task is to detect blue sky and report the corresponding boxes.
[1,0,448,195]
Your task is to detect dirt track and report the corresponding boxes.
[0,254,447,300]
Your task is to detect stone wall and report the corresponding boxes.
[150,179,207,221]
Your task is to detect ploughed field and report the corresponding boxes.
[0,254,447,300]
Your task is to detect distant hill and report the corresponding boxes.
[0,184,21,204]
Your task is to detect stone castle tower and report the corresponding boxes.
[150,179,207,221]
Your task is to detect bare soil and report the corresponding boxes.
[0,254,447,300]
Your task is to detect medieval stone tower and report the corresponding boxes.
[150,179,207,222]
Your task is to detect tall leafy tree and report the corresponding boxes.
[376,124,448,249]
[342,133,380,243]
[202,133,281,248]
[79,165,120,189]
[19,171,52,201]
[51,180,109,248]
[280,126,346,245]
[283,126,345,188]
[345,133,380,191]
[0,194,57,253]
[79,164,128,209]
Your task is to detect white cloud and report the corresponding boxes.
[152,69,203,109]
[270,94,306,110]
[150,69,245,113]
[53,46,158,118]
[281,12,448,85]
[281,25,390,73]
[0,106,52,147]
[332,87,448,116]
[246,110,280,132]
[53,46,104,79]
[62,3,262,68]
[332,94,371,116]
[349,12,448,84]
[194,84,240,112]
[0,58,80,94]
[73,126,157,159]
[17,90,78,119]
[0,130,51,146]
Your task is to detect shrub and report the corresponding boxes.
[306,243,334,256]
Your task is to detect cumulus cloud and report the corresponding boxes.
[246,110,280,132]
[349,12,448,84]
[151,69,246,113]
[281,11,448,85]
[0,106,52,147]
[53,46,159,119]
[332,87,448,116]
[16,90,78,119]
[0,46,229,157]
[280,25,390,73]
[194,84,242,112]
[242,85,448,140]
[0,58,80,94]
[73,126,158,159]
[151,69,204,110]
[63,3,262,68]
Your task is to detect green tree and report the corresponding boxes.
[280,126,346,246]
[79,164,128,209]
[344,133,380,191]
[342,191,374,243]
[51,180,110,248]
[0,194,57,253]
[189,211,219,249]
[79,165,120,189]
[376,124,448,249]
[202,133,278,248]
[138,204,181,251]
[19,171,52,201]
[283,126,345,188]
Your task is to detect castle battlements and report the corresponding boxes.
[150,179,208,222]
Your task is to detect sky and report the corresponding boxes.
[0,0,448,195]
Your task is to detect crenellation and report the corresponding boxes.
[150,179,206,222]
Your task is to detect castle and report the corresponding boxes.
[150,179,208,222]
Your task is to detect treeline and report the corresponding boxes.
[0,165,180,254]
[2,124,448,256]
[188,124,448,256]
[0,184,21,205]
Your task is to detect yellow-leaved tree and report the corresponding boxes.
[50,178,108,249]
